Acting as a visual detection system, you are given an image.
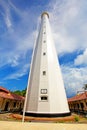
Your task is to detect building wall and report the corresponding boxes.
[0,97,24,112]
[68,99,87,114]
[0,97,4,110]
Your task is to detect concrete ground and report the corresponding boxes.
[0,121,87,130]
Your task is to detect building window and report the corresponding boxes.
[13,102,16,107]
[41,89,47,94]
[80,103,84,110]
[43,40,46,43]
[43,52,46,55]
[44,32,46,34]
[43,71,46,75]
[86,102,87,106]
[41,96,48,101]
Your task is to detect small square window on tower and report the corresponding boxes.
[43,71,46,75]
[43,40,46,43]
[41,89,47,94]
[43,52,46,55]
[41,96,48,101]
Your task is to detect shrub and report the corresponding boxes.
[74,116,79,122]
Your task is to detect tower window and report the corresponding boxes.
[43,40,46,43]
[41,96,48,101]
[43,71,46,75]
[41,89,47,94]
[43,52,46,55]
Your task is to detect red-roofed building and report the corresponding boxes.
[68,92,87,115]
[0,86,25,112]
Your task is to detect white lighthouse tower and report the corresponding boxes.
[24,12,70,117]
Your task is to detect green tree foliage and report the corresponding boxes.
[83,84,87,90]
[12,88,26,96]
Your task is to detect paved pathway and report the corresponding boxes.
[0,121,87,130]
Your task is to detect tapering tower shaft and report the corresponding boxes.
[24,12,70,117]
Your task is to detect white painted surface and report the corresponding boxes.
[25,12,70,114]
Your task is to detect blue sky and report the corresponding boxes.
[0,0,87,97]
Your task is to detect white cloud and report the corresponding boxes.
[61,65,87,97]
[74,48,87,66]
[53,32,77,54]
[5,13,12,28]
[49,0,87,54]
[4,64,29,80]
[0,0,39,68]
[0,0,12,29]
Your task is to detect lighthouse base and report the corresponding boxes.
[24,112,71,117]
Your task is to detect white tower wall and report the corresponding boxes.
[24,12,70,117]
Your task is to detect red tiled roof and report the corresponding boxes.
[68,92,87,102]
[0,86,9,93]
[0,86,25,101]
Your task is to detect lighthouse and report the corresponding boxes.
[23,12,70,117]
